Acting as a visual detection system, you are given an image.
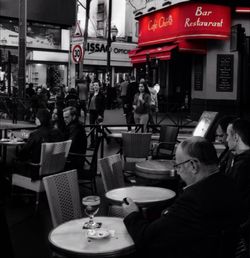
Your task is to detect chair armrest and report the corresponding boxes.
[157,141,177,148]
[27,162,41,167]
[68,152,91,158]
[68,152,91,166]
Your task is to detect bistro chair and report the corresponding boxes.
[98,154,126,217]
[151,125,179,160]
[98,154,125,192]
[67,136,101,194]
[121,132,152,180]
[11,140,72,211]
[42,169,82,228]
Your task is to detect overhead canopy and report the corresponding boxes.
[129,40,207,64]
[129,45,177,64]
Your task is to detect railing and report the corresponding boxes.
[89,123,195,158]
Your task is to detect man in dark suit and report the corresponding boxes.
[63,106,87,155]
[123,136,245,258]
[224,118,250,250]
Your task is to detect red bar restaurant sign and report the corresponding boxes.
[138,2,231,47]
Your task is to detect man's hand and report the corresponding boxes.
[122,197,139,217]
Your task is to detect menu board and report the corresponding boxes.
[216,54,234,92]
[194,56,203,91]
[192,111,218,139]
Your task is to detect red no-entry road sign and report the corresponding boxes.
[72,44,84,64]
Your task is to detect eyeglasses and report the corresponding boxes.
[215,134,224,138]
[173,159,192,170]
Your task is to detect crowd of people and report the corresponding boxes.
[23,75,160,133]
[4,75,250,257]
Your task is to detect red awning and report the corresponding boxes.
[130,45,177,64]
[235,7,250,13]
[178,40,207,54]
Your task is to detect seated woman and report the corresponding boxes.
[15,108,64,180]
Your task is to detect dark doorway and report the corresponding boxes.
[168,53,192,111]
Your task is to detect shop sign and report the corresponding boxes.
[83,40,136,64]
[0,20,61,49]
[138,2,231,46]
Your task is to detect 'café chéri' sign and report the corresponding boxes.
[138,2,231,47]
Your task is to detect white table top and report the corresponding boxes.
[0,139,25,146]
[105,186,176,207]
[135,160,176,180]
[49,216,135,257]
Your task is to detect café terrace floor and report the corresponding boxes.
[3,108,195,258]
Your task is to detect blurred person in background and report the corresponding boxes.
[213,115,236,173]
[125,75,138,131]
[133,82,151,131]
[15,109,64,180]
[88,80,105,148]
[76,79,89,124]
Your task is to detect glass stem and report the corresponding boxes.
[89,215,94,224]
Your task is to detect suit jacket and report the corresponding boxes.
[88,92,105,117]
[18,126,64,163]
[65,120,87,155]
[224,149,250,213]
[124,172,245,258]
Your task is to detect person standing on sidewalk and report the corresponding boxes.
[125,75,138,130]
[147,82,159,132]
[133,82,151,131]
[120,76,129,115]
[88,80,106,148]
[76,78,89,124]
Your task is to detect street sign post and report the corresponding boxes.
[71,44,84,64]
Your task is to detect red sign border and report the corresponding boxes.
[138,2,231,47]
[72,44,83,63]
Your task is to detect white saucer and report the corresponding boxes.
[87,229,110,239]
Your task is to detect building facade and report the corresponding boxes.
[129,0,250,119]
[0,0,76,91]
[72,0,137,87]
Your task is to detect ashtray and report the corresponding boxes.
[87,229,110,239]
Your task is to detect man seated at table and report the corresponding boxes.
[15,108,64,180]
[63,106,87,169]
[224,118,250,248]
[123,136,246,258]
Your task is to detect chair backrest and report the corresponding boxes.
[159,125,179,143]
[98,154,125,192]
[122,132,152,158]
[88,136,102,176]
[39,140,72,177]
[42,169,82,228]
[158,125,179,155]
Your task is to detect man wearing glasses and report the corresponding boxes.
[123,136,245,258]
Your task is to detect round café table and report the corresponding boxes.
[0,139,25,164]
[48,216,135,258]
[135,159,176,180]
[105,186,176,207]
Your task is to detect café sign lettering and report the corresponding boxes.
[139,2,231,47]
[185,7,223,28]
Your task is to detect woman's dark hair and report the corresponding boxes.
[139,82,150,94]
[36,109,51,127]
